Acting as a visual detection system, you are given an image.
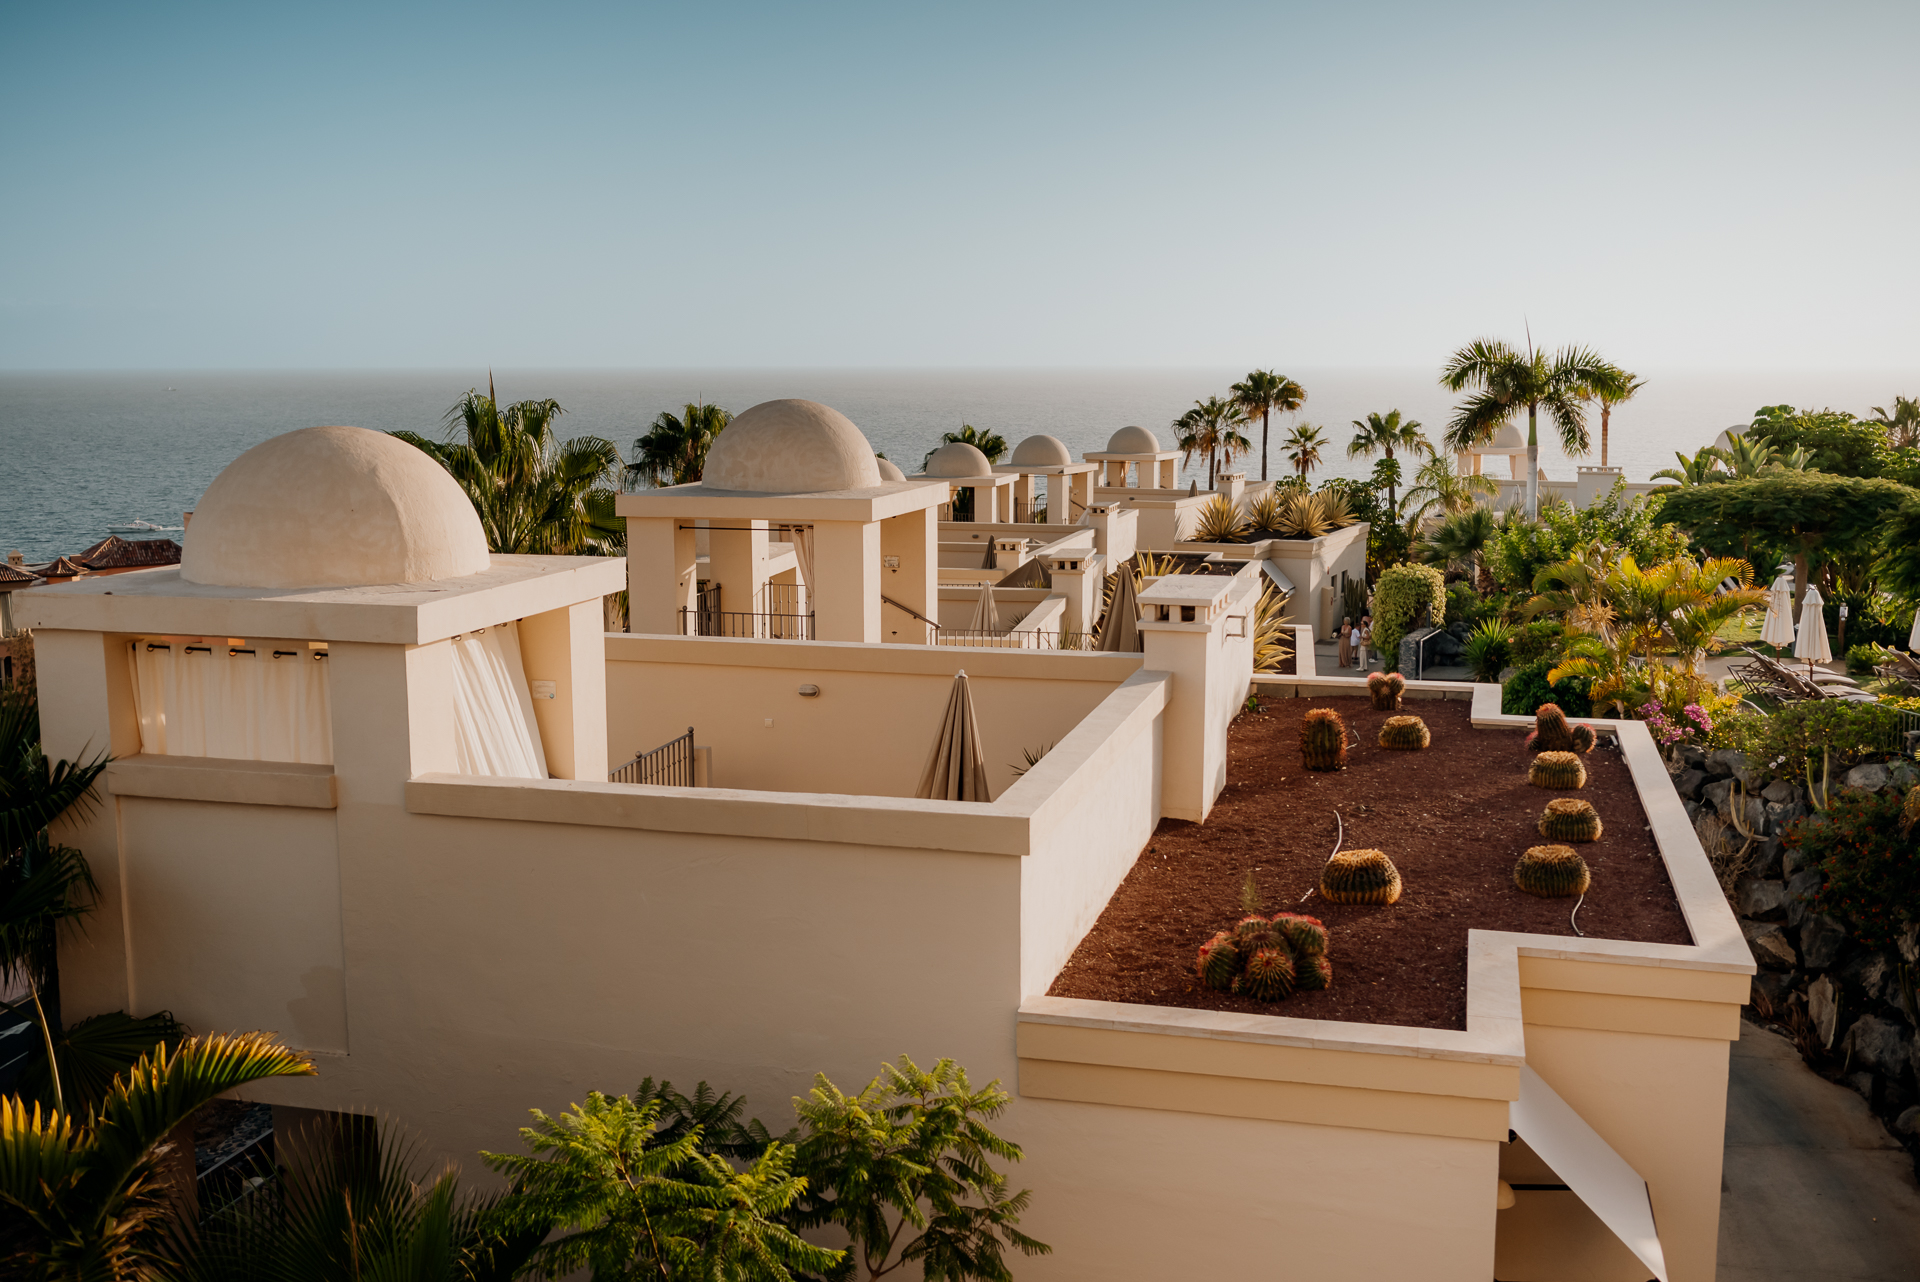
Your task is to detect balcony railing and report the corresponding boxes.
[932,628,1095,651]
[611,727,696,787]
[679,608,815,640]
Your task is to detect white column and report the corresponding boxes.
[517,599,608,781]
[812,519,882,643]
[880,506,938,643]
[627,517,696,635]
[708,519,770,623]
[1158,458,1178,488]
[1013,473,1037,523]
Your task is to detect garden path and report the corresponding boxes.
[1718,1019,1920,1280]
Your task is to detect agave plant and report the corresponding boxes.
[1244,489,1286,537]
[1252,586,1295,673]
[1190,494,1249,544]
[1463,619,1515,682]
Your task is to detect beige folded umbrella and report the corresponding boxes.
[1794,583,1832,676]
[1097,565,1141,652]
[969,581,1001,633]
[915,669,992,801]
[1759,567,1796,649]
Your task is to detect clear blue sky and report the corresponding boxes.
[3,1,1915,370]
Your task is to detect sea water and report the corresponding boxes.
[3,367,1916,563]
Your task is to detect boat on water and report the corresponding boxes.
[107,519,185,534]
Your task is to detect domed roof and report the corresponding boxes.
[1106,425,1160,453]
[1491,423,1527,450]
[924,442,993,478]
[701,399,882,493]
[180,425,490,589]
[875,455,907,482]
[1009,434,1072,467]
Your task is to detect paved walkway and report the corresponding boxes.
[1719,1020,1920,1280]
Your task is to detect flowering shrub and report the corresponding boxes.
[1639,700,1714,747]
[1791,787,1919,951]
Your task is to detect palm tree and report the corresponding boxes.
[1229,371,1306,481]
[1281,424,1328,481]
[1172,398,1250,488]
[1868,395,1920,449]
[923,424,1008,469]
[1401,455,1496,526]
[1,1032,315,1278]
[1346,410,1431,515]
[627,401,732,488]
[1588,369,1643,468]
[394,381,624,556]
[1421,508,1498,592]
[1439,337,1617,519]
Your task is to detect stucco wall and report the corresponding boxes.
[604,635,1140,799]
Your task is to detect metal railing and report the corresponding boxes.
[611,727,696,787]
[679,608,814,639]
[933,628,1095,651]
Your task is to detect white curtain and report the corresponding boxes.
[130,641,333,764]
[449,622,549,779]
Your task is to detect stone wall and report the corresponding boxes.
[1669,743,1920,1161]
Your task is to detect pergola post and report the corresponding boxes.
[628,517,696,635]
[708,519,770,624]
[880,507,937,643]
[812,519,881,643]
[1158,458,1177,487]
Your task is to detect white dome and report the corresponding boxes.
[701,399,882,493]
[1489,423,1527,450]
[925,442,992,478]
[1106,425,1160,453]
[1010,434,1072,467]
[1711,426,1744,453]
[181,425,490,589]
[876,456,906,482]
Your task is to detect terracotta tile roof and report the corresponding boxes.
[76,535,182,571]
[34,557,92,578]
[0,563,35,586]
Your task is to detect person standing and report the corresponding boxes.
[1356,615,1372,670]
[1338,616,1354,669]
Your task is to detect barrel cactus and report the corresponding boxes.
[1196,930,1240,990]
[1270,911,1328,956]
[1301,707,1348,771]
[1367,671,1405,711]
[1378,715,1430,750]
[1233,913,1278,953]
[1319,849,1403,905]
[1529,751,1587,790]
[1514,844,1592,897]
[1292,951,1334,992]
[1539,797,1603,843]
[1237,946,1296,1000]
[1525,702,1596,755]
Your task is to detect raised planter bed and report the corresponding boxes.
[1048,696,1690,1029]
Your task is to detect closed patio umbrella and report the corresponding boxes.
[1794,583,1832,676]
[1759,565,1796,650]
[1910,606,1920,653]
[969,581,1001,633]
[914,669,992,801]
[1097,565,1141,652]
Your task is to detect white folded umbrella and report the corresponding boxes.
[1910,605,1920,653]
[1794,584,1832,667]
[1760,568,1796,649]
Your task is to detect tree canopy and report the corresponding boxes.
[1745,404,1892,478]
[1654,471,1914,574]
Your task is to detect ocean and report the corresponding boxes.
[4,367,1917,564]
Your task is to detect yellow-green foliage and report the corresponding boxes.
[1539,798,1603,842]
[1371,563,1447,670]
[1529,751,1588,789]
[1320,849,1403,905]
[1378,715,1430,750]
[1190,494,1249,544]
[1514,844,1592,897]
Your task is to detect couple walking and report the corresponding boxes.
[1339,615,1372,671]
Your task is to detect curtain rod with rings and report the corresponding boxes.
[675,524,815,533]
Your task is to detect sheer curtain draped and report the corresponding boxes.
[131,643,333,763]
[449,622,549,779]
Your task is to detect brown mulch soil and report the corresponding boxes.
[1047,696,1692,1030]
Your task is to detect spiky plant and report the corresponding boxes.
[1270,912,1328,955]
[1196,931,1240,990]
[1320,849,1403,905]
[1539,797,1603,843]
[1378,715,1430,750]
[1300,707,1348,771]
[1514,844,1592,897]
[1529,751,1588,790]
[1191,494,1249,544]
[1526,703,1596,754]
[1244,489,1286,537]
[1237,946,1296,1001]
[1292,952,1333,992]
[1233,913,1279,955]
[1240,870,1264,915]
[1366,671,1404,711]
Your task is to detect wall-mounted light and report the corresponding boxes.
[798,684,821,697]
[882,556,900,572]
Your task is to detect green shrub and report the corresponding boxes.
[1464,619,1515,682]
[1502,660,1594,717]
[1372,563,1447,672]
[1443,581,1500,630]
[1489,481,1689,593]
[1745,699,1908,778]
[1847,643,1891,675]
[1792,787,1919,951]
[1508,620,1566,668]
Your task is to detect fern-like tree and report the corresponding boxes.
[1439,338,1619,519]
[1868,395,1920,450]
[1402,455,1497,527]
[1281,423,1328,480]
[394,382,624,556]
[1421,507,1499,593]
[1346,411,1430,515]
[923,425,1008,469]
[786,1056,1050,1282]
[1173,398,1250,488]
[628,401,733,488]
[1229,370,1306,482]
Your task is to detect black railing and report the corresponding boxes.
[612,727,696,787]
[678,607,814,639]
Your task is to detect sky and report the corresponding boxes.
[2,1,1917,371]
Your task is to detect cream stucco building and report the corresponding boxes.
[22,404,1751,1281]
